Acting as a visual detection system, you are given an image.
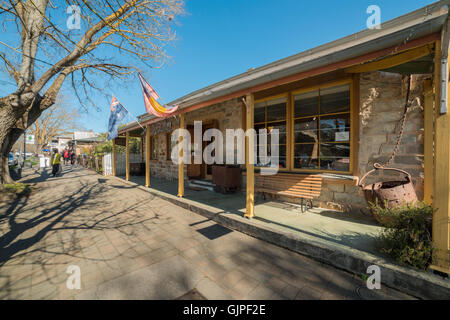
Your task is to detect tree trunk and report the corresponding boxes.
[0,92,44,184]
[0,100,21,184]
[0,131,24,184]
[0,54,71,186]
[0,127,24,184]
[0,153,12,184]
[34,143,43,155]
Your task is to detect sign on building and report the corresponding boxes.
[26,134,35,144]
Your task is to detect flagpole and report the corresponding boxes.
[114,95,146,131]
[138,72,173,109]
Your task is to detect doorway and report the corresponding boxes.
[186,119,218,181]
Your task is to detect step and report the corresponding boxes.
[188,181,214,192]
[189,179,215,187]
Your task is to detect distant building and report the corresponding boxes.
[73,131,98,140]
[49,136,73,152]
[69,132,104,155]
[48,131,99,153]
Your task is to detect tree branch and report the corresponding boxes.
[31,0,139,94]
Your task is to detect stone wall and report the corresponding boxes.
[136,72,427,216]
[185,97,243,157]
[145,98,243,180]
[315,71,427,214]
[148,132,180,181]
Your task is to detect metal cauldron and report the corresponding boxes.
[359,164,418,209]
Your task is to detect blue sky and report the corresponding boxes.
[0,0,436,133]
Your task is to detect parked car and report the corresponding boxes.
[8,152,18,166]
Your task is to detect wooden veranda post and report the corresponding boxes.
[112,138,116,176]
[431,36,450,273]
[177,114,185,197]
[145,125,151,187]
[423,80,433,204]
[126,132,130,181]
[141,137,144,162]
[245,93,255,219]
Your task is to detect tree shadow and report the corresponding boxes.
[187,233,415,300]
[0,168,413,300]
[0,181,102,267]
[0,169,167,298]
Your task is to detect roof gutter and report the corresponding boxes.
[121,33,441,133]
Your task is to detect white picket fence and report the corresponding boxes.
[102,152,141,176]
[102,153,113,176]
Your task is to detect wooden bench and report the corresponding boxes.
[255,174,323,212]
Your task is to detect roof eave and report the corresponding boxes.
[124,1,449,132]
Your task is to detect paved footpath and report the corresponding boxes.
[0,166,415,300]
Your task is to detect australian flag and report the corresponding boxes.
[107,96,128,140]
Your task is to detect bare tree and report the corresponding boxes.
[29,95,80,154]
[0,0,184,183]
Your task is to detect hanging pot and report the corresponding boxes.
[359,165,418,210]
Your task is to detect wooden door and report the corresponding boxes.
[186,125,201,179]
[202,120,218,180]
[186,120,219,180]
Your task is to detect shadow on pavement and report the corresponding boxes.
[0,168,161,269]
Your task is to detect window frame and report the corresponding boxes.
[290,79,354,174]
[254,93,289,171]
[166,131,175,161]
[150,135,157,160]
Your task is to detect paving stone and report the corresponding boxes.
[246,284,276,300]
[0,167,417,300]
[280,284,301,300]
[93,256,204,299]
[295,286,323,300]
[196,278,232,300]
[218,269,246,289]
[231,275,260,298]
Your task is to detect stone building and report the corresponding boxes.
[116,2,450,273]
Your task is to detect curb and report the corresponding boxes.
[111,175,450,300]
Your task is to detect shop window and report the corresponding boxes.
[254,96,287,169]
[293,84,351,172]
[166,131,176,160]
[150,136,157,160]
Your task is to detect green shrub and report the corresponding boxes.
[370,200,434,270]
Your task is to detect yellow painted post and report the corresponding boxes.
[145,125,151,187]
[430,39,450,274]
[141,137,144,162]
[177,114,185,197]
[245,93,255,219]
[126,131,130,181]
[432,106,450,273]
[286,93,292,170]
[112,138,116,176]
[423,80,434,204]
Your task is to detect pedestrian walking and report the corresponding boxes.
[63,148,69,165]
[70,148,75,165]
[50,148,62,177]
